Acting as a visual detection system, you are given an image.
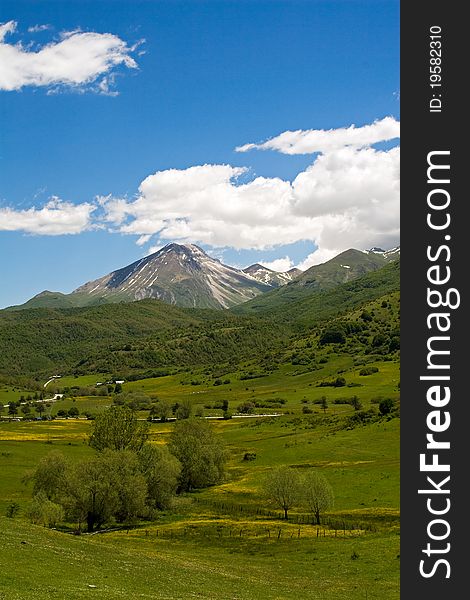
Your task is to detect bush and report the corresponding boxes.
[345,409,377,428]
[319,328,346,345]
[27,492,64,527]
[379,398,395,415]
[359,366,379,376]
[243,452,256,461]
[237,401,255,414]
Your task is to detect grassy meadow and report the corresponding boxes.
[0,357,399,599]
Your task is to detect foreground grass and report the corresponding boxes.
[0,516,399,600]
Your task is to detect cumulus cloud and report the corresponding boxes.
[100,137,399,262]
[102,164,316,249]
[0,197,96,235]
[0,20,140,92]
[2,117,399,267]
[236,116,400,154]
[259,257,294,272]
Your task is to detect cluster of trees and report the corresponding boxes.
[264,466,334,523]
[1,401,51,418]
[26,406,226,532]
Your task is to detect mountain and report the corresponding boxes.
[233,248,400,316]
[242,264,301,287]
[7,244,400,312]
[0,260,399,378]
[289,247,400,292]
[8,244,274,311]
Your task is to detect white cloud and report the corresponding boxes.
[259,257,294,272]
[296,248,342,270]
[1,117,399,266]
[102,164,316,249]
[101,138,399,260]
[0,197,96,235]
[292,146,400,218]
[236,116,400,154]
[27,24,51,33]
[0,20,140,93]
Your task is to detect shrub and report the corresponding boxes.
[243,452,256,461]
[237,401,255,414]
[319,328,346,345]
[359,366,379,376]
[379,398,395,415]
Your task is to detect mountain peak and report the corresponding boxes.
[68,242,271,309]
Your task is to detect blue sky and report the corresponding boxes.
[0,0,399,308]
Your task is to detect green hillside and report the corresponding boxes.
[0,262,399,380]
[233,259,399,324]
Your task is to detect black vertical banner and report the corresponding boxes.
[401,3,467,598]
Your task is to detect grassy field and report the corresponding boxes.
[0,404,399,599]
[1,515,399,600]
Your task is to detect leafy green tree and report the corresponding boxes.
[89,406,149,452]
[21,405,31,416]
[319,328,346,345]
[169,419,226,491]
[8,402,18,416]
[35,403,45,416]
[29,451,69,502]
[303,470,334,524]
[379,398,395,416]
[350,396,362,411]
[175,399,192,420]
[263,466,302,520]
[320,396,328,413]
[68,406,79,418]
[65,450,147,532]
[138,445,181,509]
[27,491,64,527]
[155,401,170,422]
[237,401,255,414]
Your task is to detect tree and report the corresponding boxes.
[89,406,149,452]
[68,406,79,418]
[27,491,64,527]
[175,399,192,420]
[138,445,181,509]
[35,403,45,416]
[264,466,302,520]
[379,398,395,416]
[320,396,328,413]
[237,401,255,414]
[319,328,346,345]
[8,402,18,416]
[21,405,31,416]
[169,419,226,491]
[303,470,334,524]
[350,396,362,411]
[66,450,147,532]
[29,451,69,502]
